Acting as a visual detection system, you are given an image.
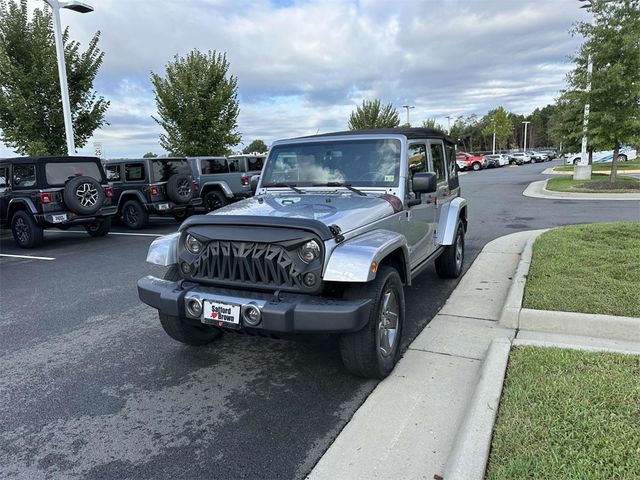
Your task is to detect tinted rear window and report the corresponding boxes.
[247,156,264,171]
[152,160,191,181]
[201,158,229,175]
[45,162,102,186]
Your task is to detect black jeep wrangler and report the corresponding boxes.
[0,156,117,248]
[102,158,202,229]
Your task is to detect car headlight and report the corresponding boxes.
[185,234,203,255]
[298,240,321,263]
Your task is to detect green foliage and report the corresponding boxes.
[568,0,640,181]
[0,0,109,155]
[481,106,513,150]
[548,90,585,154]
[421,118,445,131]
[242,139,267,153]
[348,99,400,130]
[546,174,639,193]
[142,152,158,158]
[151,49,240,156]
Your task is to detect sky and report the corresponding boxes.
[6,0,589,158]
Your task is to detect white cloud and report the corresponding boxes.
[0,0,589,158]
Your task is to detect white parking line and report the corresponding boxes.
[46,230,165,238]
[0,253,55,261]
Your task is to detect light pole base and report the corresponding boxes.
[573,165,592,180]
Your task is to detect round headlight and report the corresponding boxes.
[185,234,202,254]
[298,240,321,263]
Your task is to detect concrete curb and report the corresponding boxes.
[513,338,640,356]
[498,230,547,328]
[443,338,512,480]
[519,309,640,342]
[523,179,640,201]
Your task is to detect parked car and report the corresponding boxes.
[529,151,550,163]
[187,156,259,212]
[484,154,508,168]
[0,156,117,248]
[456,151,486,171]
[103,157,202,229]
[510,152,531,164]
[138,127,468,379]
[564,147,638,165]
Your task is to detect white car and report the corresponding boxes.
[511,152,531,164]
[565,147,637,165]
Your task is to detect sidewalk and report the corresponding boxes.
[308,228,640,480]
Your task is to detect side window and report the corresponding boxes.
[125,163,146,181]
[429,143,447,182]
[105,164,121,181]
[408,143,427,176]
[228,159,239,173]
[445,144,457,179]
[13,164,36,188]
[201,159,229,175]
[247,156,264,172]
[0,165,9,191]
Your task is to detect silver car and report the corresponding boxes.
[138,128,469,379]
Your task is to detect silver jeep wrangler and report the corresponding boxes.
[138,128,468,379]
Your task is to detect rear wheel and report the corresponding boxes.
[173,210,190,223]
[84,217,112,237]
[435,222,465,279]
[573,158,580,165]
[339,266,404,379]
[204,190,228,212]
[121,200,148,229]
[158,266,224,346]
[618,154,628,162]
[472,162,481,171]
[11,210,44,249]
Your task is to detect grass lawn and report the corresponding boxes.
[486,346,640,480]
[546,175,640,193]
[555,159,640,172]
[523,222,640,317]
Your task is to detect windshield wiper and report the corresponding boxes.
[314,182,367,196]
[265,183,304,194]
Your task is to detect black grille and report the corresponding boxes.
[192,241,304,289]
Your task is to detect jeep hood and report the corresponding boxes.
[212,193,395,234]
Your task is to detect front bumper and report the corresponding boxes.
[137,275,372,334]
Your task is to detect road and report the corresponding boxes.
[1,160,638,479]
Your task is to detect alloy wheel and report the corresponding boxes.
[75,182,99,207]
[14,217,29,244]
[125,205,138,225]
[378,289,399,358]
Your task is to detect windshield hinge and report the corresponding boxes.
[329,224,345,243]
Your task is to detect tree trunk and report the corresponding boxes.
[610,144,619,184]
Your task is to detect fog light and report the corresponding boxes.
[303,272,317,287]
[186,298,202,318]
[243,304,262,326]
[185,234,202,254]
[180,262,192,275]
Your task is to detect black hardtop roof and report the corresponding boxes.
[297,127,456,144]
[102,157,187,163]
[1,155,100,164]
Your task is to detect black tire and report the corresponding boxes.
[173,210,190,223]
[339,266,405,379]
[121,200,148,229]
[84,217,111,237]
[573,158,580,165]
[472,162,481,171]
[64,176,104,215]
[203,190,228,212]
[158,266,224,346]
[435,222,465,279]
[11,210,44,249]
[618,154,627,162]
[166,174,194,205]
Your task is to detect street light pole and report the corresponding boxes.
[43,0,94,156]
[522,121,531,153]
[575,0,595,180]
[401,105,414,126]
[446,115,452,134]
[491,119,496,155]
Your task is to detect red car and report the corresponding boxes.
[456,152,486,171]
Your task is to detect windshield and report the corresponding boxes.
[261,139,401,188]
[45,162,102,186]
[151,159,191,182]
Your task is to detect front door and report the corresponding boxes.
[427,140,452,239]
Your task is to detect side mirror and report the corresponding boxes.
[412,172,437,194]
[250,175,260,193]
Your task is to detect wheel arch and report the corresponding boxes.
[117,190,147,210]
[201,181,233,199]
[436,197,468,245]
[7,198,37,220]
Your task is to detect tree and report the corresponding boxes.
[568,0,640,182]
[348,99,400,130]
[151,49,240,156]
[481,107,513,151]
[243,139,267,153]
[549,90,589,155]
[422,118,445,131]
[0,0,109,155]
[142,152,158,158]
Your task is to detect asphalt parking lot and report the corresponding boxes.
[1,160,638,479]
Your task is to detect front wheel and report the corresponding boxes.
[618,154,627,162]
[159,266,224,345]
[11,211,44,249]
[339,266,405,379]
[203,190,228,212]
[573,158,580,165]
[173,210,190,223]
[435,222,465,279]
[472,162,481,171]
[84,217,111,237]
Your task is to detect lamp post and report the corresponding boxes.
[43,0,94,156]
[401,105,415,126]
[574,0,594,180]
[491,119,496,155]
[446,115,452,134]
[522,121,531,153]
